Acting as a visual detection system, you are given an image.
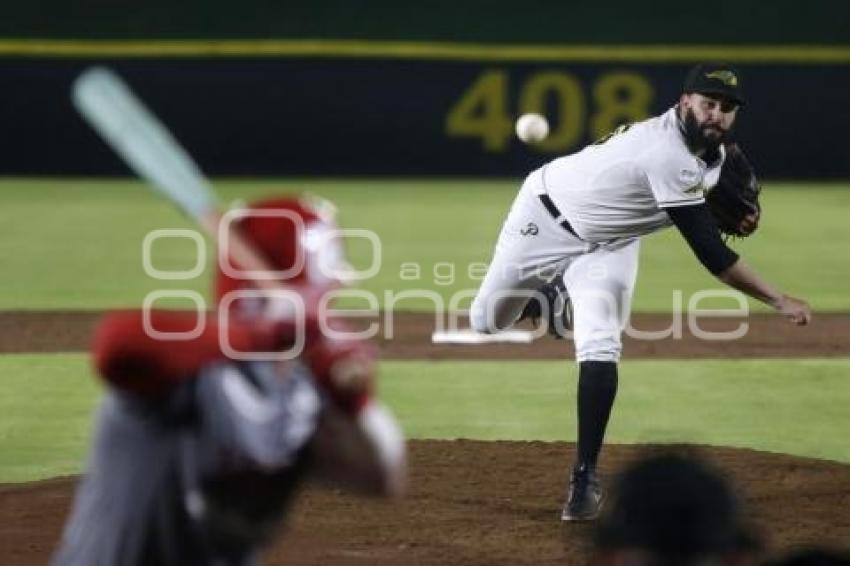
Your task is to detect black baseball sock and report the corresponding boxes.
[576,361,618,471]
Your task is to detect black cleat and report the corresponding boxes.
[561,466,603,522]
[516,277,573,338]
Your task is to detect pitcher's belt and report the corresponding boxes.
[538,193,581,239]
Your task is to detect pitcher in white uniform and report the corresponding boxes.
[470,64,811,521]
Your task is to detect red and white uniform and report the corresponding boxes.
[54,195,404,566]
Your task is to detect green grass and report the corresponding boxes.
[0,355,102,482]
[1,355,847,482]
[1,178,848,311]
[381,360,850,462]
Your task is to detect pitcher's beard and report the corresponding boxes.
[680,107,728,157]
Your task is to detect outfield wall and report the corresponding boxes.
[1,39,848,177]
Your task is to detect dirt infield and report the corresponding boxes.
[1,441,848,565]
[2,311,848,564]
[2,310,850,358]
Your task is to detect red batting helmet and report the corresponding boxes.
[214,195,347,311]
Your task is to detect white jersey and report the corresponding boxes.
[541,107,724,242]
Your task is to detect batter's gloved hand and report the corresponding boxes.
[304,319,376,416]
[705,143,762,238]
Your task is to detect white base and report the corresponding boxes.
[431,329,535,344]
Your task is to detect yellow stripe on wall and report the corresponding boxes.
[1,39,849,63]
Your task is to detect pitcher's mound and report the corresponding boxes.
[2,441,848,565]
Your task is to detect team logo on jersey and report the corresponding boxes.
[520,222,539,236]
[705,70,738,86]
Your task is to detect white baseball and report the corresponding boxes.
[515,113,549,144]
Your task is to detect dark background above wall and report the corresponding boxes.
[1,1,846,44]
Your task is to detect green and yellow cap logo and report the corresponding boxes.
[705,70,738,87]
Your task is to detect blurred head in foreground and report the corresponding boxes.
[768,548,850,566]
[593,452,759,566]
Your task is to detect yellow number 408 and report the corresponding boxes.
[445,70,653,153]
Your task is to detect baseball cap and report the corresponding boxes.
[214,194,347,308]
[683,63,745,107]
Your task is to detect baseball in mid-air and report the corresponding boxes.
[515,113,549,144]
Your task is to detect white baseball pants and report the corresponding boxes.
[470,168,640,362]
